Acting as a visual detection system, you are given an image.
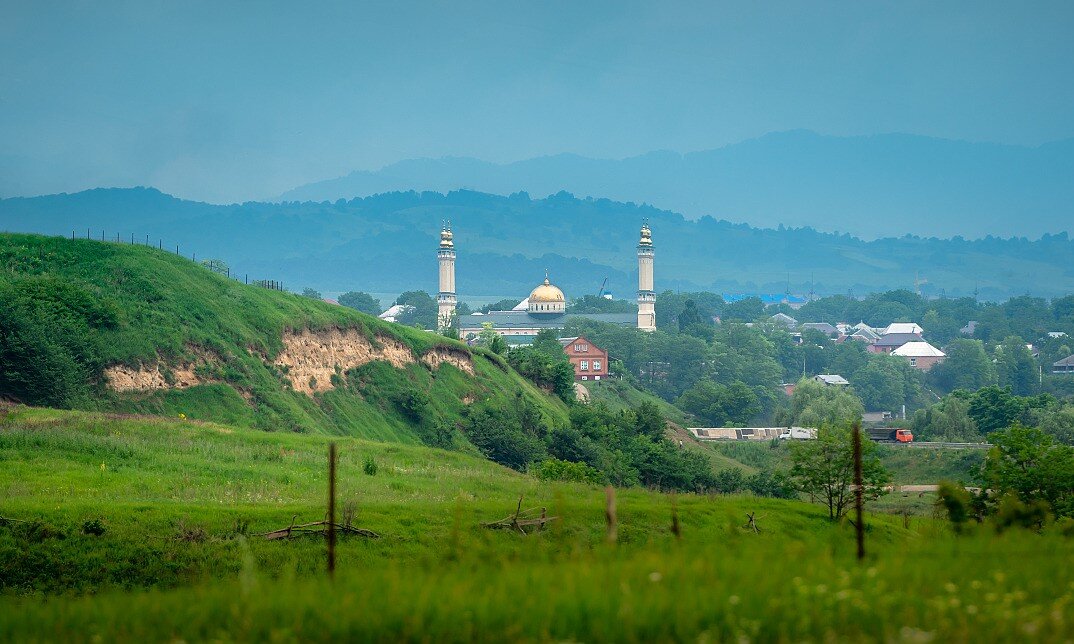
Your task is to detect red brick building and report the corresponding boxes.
[559,335,609,381]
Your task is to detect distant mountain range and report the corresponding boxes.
[3,187,1074,302]
[279,131,1074,240]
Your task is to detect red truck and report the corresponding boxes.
[866,428,914,443]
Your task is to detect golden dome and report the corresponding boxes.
[439,226,454,248]
[528,277,565,303]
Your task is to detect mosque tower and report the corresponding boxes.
[637,222,656,331]
[437,223,456,330]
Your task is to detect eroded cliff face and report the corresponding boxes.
[274,328,414,394]
[421,347,475,375]
[275,328,474,395]
[103,328,475,397]
[103,348,216,392]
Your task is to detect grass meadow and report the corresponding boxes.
[2,405,1073,641]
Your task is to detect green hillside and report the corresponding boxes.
[0,233,568,444]
[2,406,1072,642]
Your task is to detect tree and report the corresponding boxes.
[994,336,1037,396]
[929,339,997,392]
[912,396,981,442]
[394,291,438,329]
[852,358,905,412]
[789,425,890,520]
[676,379,760,426]
[967,386,1026,435]
[301,287,322,299]
[338,291,381,315]
[477,326,507,355]
[531,328,565,356]
[200,258,229,275]
[568,295,636,314]
[788,378,864,428]
[722,297,765,322]
[677,299,704,331]
[462,402,547,471]
[479,298,521,314]
[983,424,1074,518]
[1040,406,1074,445]
[633,401,666,440]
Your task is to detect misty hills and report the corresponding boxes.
[3,187,1074,302]
[280,130,1074,240]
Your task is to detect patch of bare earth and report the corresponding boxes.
[421,347,474,375]
[275,328,415,395]
[104,348,216,392]
[276,329,474,397]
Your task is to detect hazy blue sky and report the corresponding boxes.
[2,1,1073,203]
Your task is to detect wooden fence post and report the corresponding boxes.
[853,421,865,561]
[670,493,681,541]
[605,485,617,544]
[328,442,337,577]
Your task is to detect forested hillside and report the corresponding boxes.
[3,188,1074,299]
[280,131,1074,240]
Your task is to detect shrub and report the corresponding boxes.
[713,468,745,494]
[532,458,604,485]
[935,481,972,533]
[81,519,106,536]
[363,455,378,476]
[744,470,797,499]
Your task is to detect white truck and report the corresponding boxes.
[778,427,816,441]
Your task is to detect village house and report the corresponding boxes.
[558,336,609,381]
[891,341,946,370]
[1054,354,1074,375]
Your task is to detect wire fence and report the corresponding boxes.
[67,227,287,291]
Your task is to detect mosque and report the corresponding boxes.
[437,223,656,344]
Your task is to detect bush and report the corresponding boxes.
[363,455,378,476]
[532,458,604,485]
[744,470,797,499]
[935,481,972,533]
[462,402,548,471]
[81,519,106,536]
[713,468,745,494]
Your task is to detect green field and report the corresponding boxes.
[2,406,1073,641]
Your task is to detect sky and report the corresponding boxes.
[2,1,1074,203]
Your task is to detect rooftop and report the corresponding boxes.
[873,332,923,347]
[883,322,924,335]
[458,311,636,330]
[891,341,946,358]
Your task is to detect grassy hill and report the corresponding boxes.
[2,406,1072,641]
[0,233,568,444]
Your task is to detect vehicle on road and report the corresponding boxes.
[867,427,913,443]
[778,427,816,440]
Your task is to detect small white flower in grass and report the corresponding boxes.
[648,572,662,583]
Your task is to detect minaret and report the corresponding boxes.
[637,222,656,331]
[437,223,456,330]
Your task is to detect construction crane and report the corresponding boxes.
[914,271,928,296]
[596,277,609,298]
